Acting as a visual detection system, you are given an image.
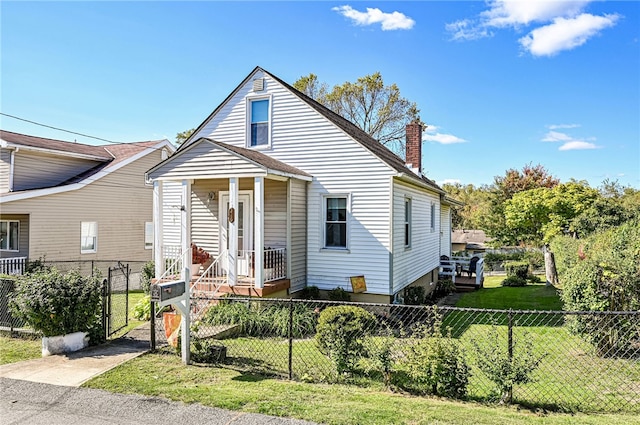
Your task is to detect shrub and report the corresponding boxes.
[431,278,455,299]
[394,311,470,399]
[471,326,546,403]
[558,220,640,357]
[504,261,529,279]
[25,256,50,274]
[191,338,227,363]
[501,276,527,287]
[316,305,376,375]
[133,295,151,321]
[523,250,544,270]
[140,260,155,295]
[10,268,103,339]
[526,274,542,283]
[404,286,425,305]
[299,285,320,300]
[328,287,351,301]
[359,330,396,387]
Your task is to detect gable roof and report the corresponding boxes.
[181,66,444,194]
[452,229,492,250]
[1,129,174,201]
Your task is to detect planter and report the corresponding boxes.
[191,262,202,275]
[41,331,89,357]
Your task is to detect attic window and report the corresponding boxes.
[248,98,270,147]
[252,78,265,92]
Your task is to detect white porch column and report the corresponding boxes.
[228,177,238,287]
[254,177,264,289]
[153,180,164,278]
[180,179,191,282]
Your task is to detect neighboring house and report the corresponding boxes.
[0,130,174,274]
[146,66,460,303]
[451,229,491,254]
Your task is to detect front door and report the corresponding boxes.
[220,192,253,277]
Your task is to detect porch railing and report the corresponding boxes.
[191,250,227,296]
[157,245,188,282]
[0,257,27,275]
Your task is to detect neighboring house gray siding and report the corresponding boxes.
[0,149,11,193]
[289,178,307,292]
[12,150,103,192]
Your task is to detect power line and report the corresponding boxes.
[1,112,125,144]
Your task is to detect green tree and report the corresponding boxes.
[175,128,195,146]
[484,164,560,246]
[442,182,492,230]
[503,181,599,284]
[294,72,421,156]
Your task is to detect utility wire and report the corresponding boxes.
[1,112,122,144]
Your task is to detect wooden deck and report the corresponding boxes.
[454,275,482,292]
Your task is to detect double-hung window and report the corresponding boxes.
[404,198,412,247]
[249,98,269,147]
[145,222,154,250]
[0,220,19,251]
[81,221,97,253]
[324,196,348,249]
[430,203,436,232]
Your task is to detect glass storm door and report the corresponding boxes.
[220,193,252,277]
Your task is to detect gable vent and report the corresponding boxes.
[252,78,265,92]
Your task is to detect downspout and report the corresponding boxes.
[388,176,394,299]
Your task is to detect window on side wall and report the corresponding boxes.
[0,220,19,251]
[404,198,412,248]
[249,98,270,147]
[145,222,153,250]
[430,203,436,232]
[81,222,97,253]
[324,196,348,249]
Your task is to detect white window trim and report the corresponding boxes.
[0,220,19,252]
[81,221,97,254]
[245,94,273,150]
[321,193,351,252]
[404,197,412,249]
[145,221,154,250]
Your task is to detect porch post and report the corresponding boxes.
[228,177,238,286]
[181,179,191,281]
[153,180,164,278]
[254,177,264,289]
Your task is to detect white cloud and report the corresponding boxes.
[333,5,415,31]
[519,13,619,57]
[548,123,580,130]
[542,130,573,142]
[446,0,620,56]
[558,141,599,151]
[423,126,467,144]
[541,126,601,150]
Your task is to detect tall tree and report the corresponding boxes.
[442,182,492,230]
[175,128,195,146]
[294,72,421,157]
[483,164,560,246]
[503,181,599,285]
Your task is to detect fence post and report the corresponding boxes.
[150,301,156,351]
[102,278,109,341]
[288,298,293,380]
[507,308,514,403]
[125,264,130,328]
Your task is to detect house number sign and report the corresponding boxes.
[228,207,235,224]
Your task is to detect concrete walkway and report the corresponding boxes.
[0,324,151,387]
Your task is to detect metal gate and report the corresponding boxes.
[104,262,129,338]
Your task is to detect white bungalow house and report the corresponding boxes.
[146,66,459,303]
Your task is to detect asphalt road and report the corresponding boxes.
[0,378,318,425]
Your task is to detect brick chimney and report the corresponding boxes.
[405,121,423,175]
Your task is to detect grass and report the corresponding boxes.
[455,275,563,310]
[84,353,640,425]
[0,335,41,365]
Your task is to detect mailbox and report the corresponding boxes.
[150,281,186,303]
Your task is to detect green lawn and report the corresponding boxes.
[0,336,41,365]
[455,275,563,310]
[85,353,640,425]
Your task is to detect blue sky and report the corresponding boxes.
[2,1,638,189]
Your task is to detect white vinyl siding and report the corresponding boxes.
[162,181,182,247]
[191,70,395,295]
[81,221,97,253]
[289,178,307,292]
[440,205,451,258]
[12,150,104,192]
[392,180,440,294]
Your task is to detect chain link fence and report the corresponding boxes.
[36,259,148,291]
[152,297,639,413]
